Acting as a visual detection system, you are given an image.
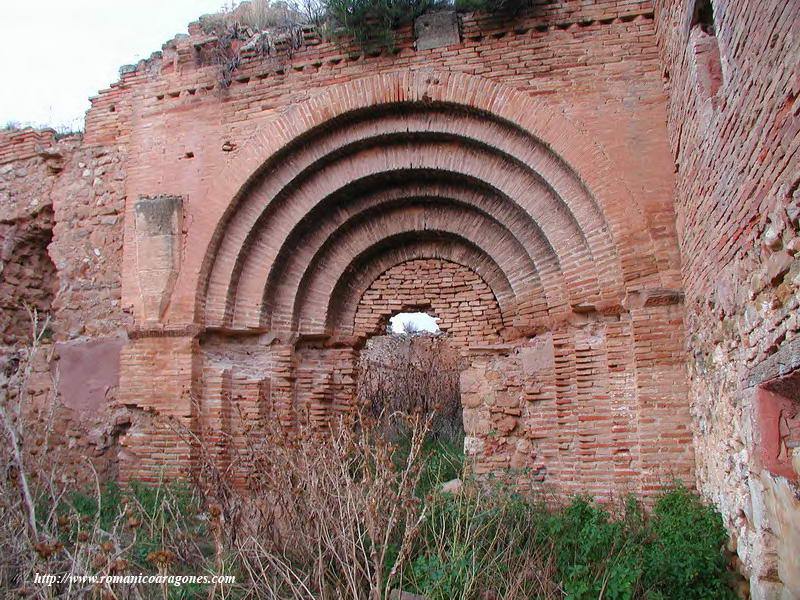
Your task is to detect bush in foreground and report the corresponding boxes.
[2,422,737,599]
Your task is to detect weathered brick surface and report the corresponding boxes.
[4,5,688,489]
[4,0,797,591]
[353,259,504,344]
[654,0,799,594]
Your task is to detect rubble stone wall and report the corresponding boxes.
[0,127,133,483]
[654,0,799,595]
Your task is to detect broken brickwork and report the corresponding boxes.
[0,0,797,593]
[654,0,799,595]
[0,128,133,483]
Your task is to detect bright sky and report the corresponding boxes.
[1,0,228,131]
[390,312,440,334]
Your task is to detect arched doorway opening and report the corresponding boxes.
[357,319,465,487]
[351,257,506,479]
[359,311,461,436]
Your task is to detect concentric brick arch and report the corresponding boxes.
[183,70,691,503]
[298,228,521,333]
[196,70,671,335]
[256,176,561,332]
[287,202,537,330]
[327,238,518,336]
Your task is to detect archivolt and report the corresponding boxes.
[198,71,668,338]
[252,177,564,329]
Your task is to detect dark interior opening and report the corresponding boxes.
[691,0,716,35]
[689,0,723,101]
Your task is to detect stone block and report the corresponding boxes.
[133,195,183,323]
[414,11,459,51]
[54,335,127,413]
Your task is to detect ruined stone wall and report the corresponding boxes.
[1,130,67,346]
[654,0,799,595]
[108,0,676,329]
[3,0,798,591]
[0,127,132,482]
[0,205,56,346]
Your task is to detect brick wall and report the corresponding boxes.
[654,0,799,595]
[0,2,693,503]
[353,258,504,344]
[2,0,703,554]
[3,0,798,591]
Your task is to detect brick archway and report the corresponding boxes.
[185,71,681,330]
[121,70,692,500]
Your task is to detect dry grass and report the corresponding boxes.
[199,1,312,34]
[357,333,464,443]
[0,310,735,599]
[0,315,559,599]
[194,411,434,599]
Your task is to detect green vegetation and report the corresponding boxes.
[388,440,736,600]
[323,0,446,52]
[203,0,535,57]
[4,423,737,599]
[56,481,208,571]
[393,433,465,496]
[322,0,532,51]
[387,435,736,599]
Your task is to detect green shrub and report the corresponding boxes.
[399,474,556,598]
[394,472,737,600]
[642,484,735,599]
[323,0,447,51]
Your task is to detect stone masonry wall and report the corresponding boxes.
[0,129,69,346]
[0,205,56,346]
[654,0,799,595]
[0,127,133,483]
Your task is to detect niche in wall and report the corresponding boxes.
[689,0,723,102]
[755,368,800,481]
